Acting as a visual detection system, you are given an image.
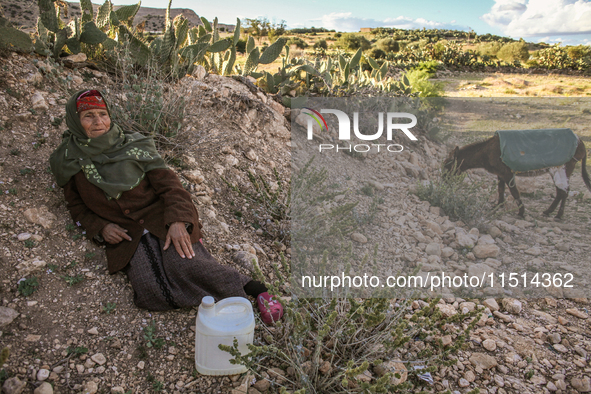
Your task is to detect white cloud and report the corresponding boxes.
[314,12,467,32]
[482,0,591,37]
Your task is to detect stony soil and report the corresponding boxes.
[1,51,591,394]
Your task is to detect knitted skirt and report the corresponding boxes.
[124,232,251,311]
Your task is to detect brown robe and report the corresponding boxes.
[63,168,202,273]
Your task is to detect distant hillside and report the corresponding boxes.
[0,1,235,33]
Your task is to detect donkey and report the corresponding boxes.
[443,133,591,219]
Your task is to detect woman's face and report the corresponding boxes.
[80,109,111,138]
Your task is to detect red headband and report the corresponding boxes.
[76,90,107,113]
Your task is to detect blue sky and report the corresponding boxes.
[115,0,591,45]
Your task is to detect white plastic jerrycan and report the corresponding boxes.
[195,296,255,375]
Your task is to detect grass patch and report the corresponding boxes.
[414,168,499,227]
[17,277,39,296]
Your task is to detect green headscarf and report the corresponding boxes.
[49,89,167,199]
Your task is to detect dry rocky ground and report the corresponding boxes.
[0,50,591,394]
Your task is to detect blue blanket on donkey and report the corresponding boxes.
[496,128,578,173]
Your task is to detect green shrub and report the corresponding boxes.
[17,277,39,296]
[415,168,498,226]
[567,45,591,60]
[335,33,371,51]
[236,38,247,54]
[375,38,399,53]
[286,37,308,49]
[497,41,529,63]
[476,42,502,58]
[313,39,328,50]
[403,69,444,97]
[222,254,482,393]
[366,47,386,59]
[415,60,440,75]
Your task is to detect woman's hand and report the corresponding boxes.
[164,222,195,259]
[101,223,132,244]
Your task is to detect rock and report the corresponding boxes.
[31,92,49,112]
[137,361,145,370]
[91,353,106,365]
[556,243,570,252]
[192,65,207,79]
[184,170,205,184]
[23,206,56,229]
[456,231,476,248]
[110,388,125,394]
[489,226,502,238]
[253,378,271,391]
[34,382,53,394]
[64,53,87,63]
[17,232,31,241]
[37,369,50,381]
[469,353,498,370]
[351,233,367,243]
[532,310,558,324]
[477,234,496,245]
[436,304,457,317]
[482,339,497,351]
[268,99,284,115]
[553,344,568,353]
[318,360,332,375]
[233,251,258,272]
[238,243,256,255]
[490,376,504,390]
[2,377,26,394]
[493,311,513,322]
[571,377,591,392]
[87,327,99,335]
[441,335,453,346]
[501,298,522,314]
[531,376,547,385]
[458,378,470,387]
[83,381,98,394]
[268,368,286,383]
[473,244,500,258]
[566,308,589,319]
[16,257,46,276]
[524,247,542,256]
[441,247,454,258]
[464,370,476,382]
[482,298,500,312]
[467,263,495,285]
[0,306,19,327]
[383,361,407,385]
[548,333,561,344]
[245,150,258,162]
[425,243,441,256]
[356,371,372,383]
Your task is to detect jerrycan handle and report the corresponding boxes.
[214,297,253,316]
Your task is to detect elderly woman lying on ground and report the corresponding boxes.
[49,89,282,324]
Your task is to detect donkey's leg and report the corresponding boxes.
[497,177,506,206]
[554,188,569,219]
[506,180,524,217]
[555,163,575,219]
[543,187,563,216]
[547,165,571,219]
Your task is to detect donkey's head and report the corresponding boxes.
[443,146,462,175]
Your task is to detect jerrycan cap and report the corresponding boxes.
[201,296,215,309]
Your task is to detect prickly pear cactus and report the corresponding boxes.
[38,0,59,33]
[80,21,107,45]
[259,37,287,64]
